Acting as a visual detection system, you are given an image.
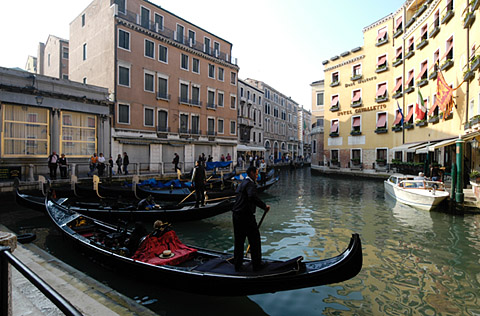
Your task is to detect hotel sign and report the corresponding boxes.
[337,104,387,116]
[345,76,377,88]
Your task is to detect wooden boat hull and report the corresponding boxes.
[45,199,363,296]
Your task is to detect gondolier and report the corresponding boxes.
[191,160,206,208]
[232,166,270,271]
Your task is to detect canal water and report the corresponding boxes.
[3,168,480,315]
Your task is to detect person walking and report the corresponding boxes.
[173,153,180,172]
[116,154,123,175]
[58,153,68,179]
[108,156,114,176]
[123,152,130,175]
[259,159,267,186]
[191,160,206,208]
[47,151,59,180]
[231,166,270,272]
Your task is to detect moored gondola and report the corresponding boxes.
[45,198,363,296]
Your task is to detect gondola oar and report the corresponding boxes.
[178,175,213,205]
[245,208,269,256]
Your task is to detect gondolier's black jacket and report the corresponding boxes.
[232,177,267,216]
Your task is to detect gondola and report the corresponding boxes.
[46,198,363,296]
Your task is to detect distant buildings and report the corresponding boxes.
[36,35,69,79]
[310,80,324,165]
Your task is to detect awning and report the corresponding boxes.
[405,107,414,122]
[391,141,424,152]
[377,56,387,66]
[330,121,339,133]
[331,95,339,106]
[237,144,266,152]
[393,111,403,125]
[428,97,438,116]
[395,48,402,59]
[392,78,402,93]
[376,113,387,127]
[431,137,458,149]
[441,41,453,61]
[416,142,438,154]
[376,84,387,97]
[407,142,428,152]
[416,63,428,79]
[376,29,387,41]
[352,90,361,102]
[406,71,414,86]
[352,117,360,127]
[396,16,403,28]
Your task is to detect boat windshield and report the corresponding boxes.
[425,181,445,190]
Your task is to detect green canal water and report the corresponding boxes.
[3,168,480,315]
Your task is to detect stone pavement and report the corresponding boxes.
[3,227,157,316]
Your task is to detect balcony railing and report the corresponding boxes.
[207,130,217,136]
[207,103,217,110]
[156,92,170,101]
[114,6,237,65]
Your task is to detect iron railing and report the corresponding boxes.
[0,246,83,316]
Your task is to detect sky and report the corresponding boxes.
[0,0,405,110]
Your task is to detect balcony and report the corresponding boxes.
[441,10,454,24]
[156,126,170,138]
[440,59,454,71]
[240,96,247,104]
[179,127,189,134]
[114,7,237,65]
[207,103,217,110]
[190,99,202,107]
[178,96,189,105]
[207,130,217,136]
[330,81,340,87]
[156,92,170,101]
[238,117,254,127]
[191,128,201,135]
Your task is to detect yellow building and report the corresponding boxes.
[323,0,479,175]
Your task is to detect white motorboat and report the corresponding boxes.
[384,174,449,211]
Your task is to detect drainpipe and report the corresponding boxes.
[456,137,464,203]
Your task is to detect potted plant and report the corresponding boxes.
[441,58,454,71]
[393,57,403,67]
[376,159,386,166]
[471,55,480,71]
[375,127,388,134]
[470,170,480,183]
[416,119,428,127]
[404,122,414,129]
[464,11,475,28]
[351,158,361,165]
[464,69,475,81]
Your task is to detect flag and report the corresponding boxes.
[394,101,404,126]
[415,90,426,121]
[436,70,453,120]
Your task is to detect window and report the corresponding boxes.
[207,90,215,108]
[218,67,224,81]
[141,7,150,28]
[158,45,167,63]
[376,149,387,161]
[214,42,220,57]
[352,64,361,77]
[3,105,49,156]
[208,64,215,78]
[376,27,387,43]
[408,36,414,52]
[417,60,428,81]
[395,16,403,32]
[192,58,199,73]
[433,49,440,69]
[82,14,85,26]
[60,111,96,156]
[376,112,387,129]
[83,77,87,84]
[144,71,154,92]
[188,30,195,45]
[420,24,428,41]
[332,72,339,84]
[377,54,387,70]
[181,54,189,70]
[330,95,339,109]
[218,92,224,107]
[191,86,200,106]
[176,24,184,43]
[119,30,130,50]
[230,95,236,109]
[191,115,199,134]
[394,46,403,62]
[154,13,163,31]
[180,83,189,103]
[443,37,454,61]
[331,149,339,162]
[351,149,361,163]
[180,114,188,133]
[144,107,154,127]
[406,69,414,88]
[115,0,126,14]
[207,118,215,135]
[157,76,168,100]
[145,39,154,58]
[158,111,168,132]
[351,116,361,133]
[118,64,130,87]
[433,10,440,27]
[48,54,50,67]
[118,104,130,124]
[218,119,224,134]
[230,120,236,135]
[405,104,414,124]
[393,107,403,126]
[83,43,87,60]
[204,37,211,54]
[376,82,387,100]
[62,47,69,59]
[330,119,339,135]
[230,72,236,85]
[351,89,361,105]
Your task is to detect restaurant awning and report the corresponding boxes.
[415,142,439,154]
[237,145,266,152]
[391,142,424,152]
[430,137,458,150]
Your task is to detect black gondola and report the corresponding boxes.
[45,197,363,296]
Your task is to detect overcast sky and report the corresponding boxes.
[0,0,404,110]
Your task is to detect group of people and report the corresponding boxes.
[47,151,68,180]
[88,152,130,177]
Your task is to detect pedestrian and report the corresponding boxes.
[259,159,267,186]
[97,153,106,176]
[191,160,206,208]
[116,154,123,175]
[173,153,180,172]
[207,155,213,162]
[108,156,114,176]
[88,153,97,176]
[226,153,231,161]
[123,152,130,175]
[47,151,59,180]
[232,166,270,272]
[220,154,225,162]
[58,153,68,179]
[249,155,254,167]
